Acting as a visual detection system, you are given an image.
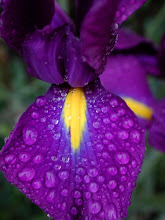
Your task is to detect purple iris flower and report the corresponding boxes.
[0,1,147,219]
[100,29,165,152]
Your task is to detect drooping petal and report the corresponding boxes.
[100,55,158,127]
[0,80,145,219]
[115,29,152,50]
[0,0,71,50]
[80,0,120,73]
[65,28,97,87]
[115,0,147,25]
[114,29,160,76]
[21,27,67,84]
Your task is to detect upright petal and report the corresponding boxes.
[0,0,71,50]
[115,0,147,25]
[80,0,120,73]
[0,80,145,219]
[21,27,67,84]
[100,55,158,127]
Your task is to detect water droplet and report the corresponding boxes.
[89,182,99,193]
[115,152,130,164]
[105,132,114,140]
[70,206,78,215]
[89,201,102,214]
[105,203,117,219]
[73,190,82,198]
[106,166,118,176]
[107,180,117,189]
[19,152,30,162]
[33,155,43,164]
[18,168,35,182]
[4,154,16,164]
[84,175,91,183]
[31,112,39,119]
[108,144,116,151]
[97,176,105,183]
[32,179,42,189]
[85,192,91,199]
[53,133,61,140]
[93,122,100,129]
[47,190,55,203]
[130,130,141,143]
[110,98,119,107]
[131,160,137,168]
[123,118,134,129]
[88,168,98,177]
[45,172,56,188]
[119,184,125,192]
[61,188,69,197]
[118,130,129,140]
[58,170,69,180]
[119,166,127,175]
[23,126,38,145]
[35,96,46,107]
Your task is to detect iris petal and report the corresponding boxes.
[0,80,145,219]
[100,55,158,127]
[0,0,71,50]
[80,0,120,73]
[115,0,147,24]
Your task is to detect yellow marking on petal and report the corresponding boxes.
[63,88,87,151]
[123,98,153,120]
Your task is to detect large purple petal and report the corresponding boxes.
[65,28,97,87]
[114,29,160,76]
[115,0,147,25]
[21,27,67,84]
[115,29,152,50]
[80,0,120,74]
[0,0,71,50]
[100,55,158,127]
[0,80,145,219]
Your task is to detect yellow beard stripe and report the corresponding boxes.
[123,97,153,120]
[63,88,87,151]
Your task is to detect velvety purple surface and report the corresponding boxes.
[21,27,66,84]
[65,28,97,87]
[0,80,145,219]
[80,0,120,74]
[100,55,157,109]
[0,0,55,49]
[115,0,147,24]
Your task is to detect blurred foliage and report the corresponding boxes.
[0,0,165,220]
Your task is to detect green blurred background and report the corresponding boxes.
[0,0,165,219]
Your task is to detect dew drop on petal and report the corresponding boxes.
[35,96,46,107]
[18,168,35,182]
[32,179,42,189]
[115,152,130,164]
[130,130,142,143]
[89,201,102,214]
[107,180,117,189]
[58,170,69,180]
[19,152,30,162]
[4,154,16,164]
[106,166,118,176]
[33,154,43,164]
[23,126,38,145]
[89,182,99,193]
[47,190,55,203]
[105,203,117,220]
[45,172,56,188]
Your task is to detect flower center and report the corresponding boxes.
[63,88,87,151]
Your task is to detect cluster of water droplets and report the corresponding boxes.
[0,80,144,219]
